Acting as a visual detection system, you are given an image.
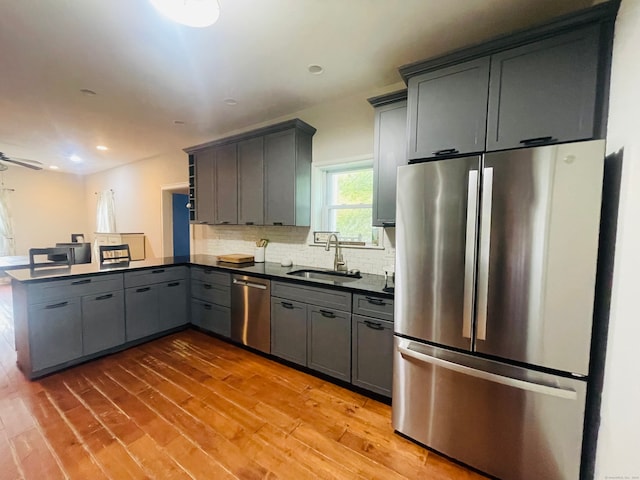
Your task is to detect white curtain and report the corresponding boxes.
[96,189,117,233]
[0,189,15,256]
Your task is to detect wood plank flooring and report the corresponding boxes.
[0,282,487,479]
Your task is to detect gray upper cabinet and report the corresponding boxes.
[237,136,264,225]
[194,148,215,224]
[407,58,490,161]
[368,91,407,227]
[486,25,601,151]
[185,119,315,227]
[264,127,313,226]
[213,143,238,225]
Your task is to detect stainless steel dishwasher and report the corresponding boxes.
[230,274,271,353]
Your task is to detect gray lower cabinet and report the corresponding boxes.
[125,285,159,341]
[308,306,351,382]
[82,290,125,356]
[158,279,189,331]
[271,297,307,366]
[351,314,393,396]
[351,293,394,396]
[270,281,351,382]
[190,267,231,337]
[29,298,83,372]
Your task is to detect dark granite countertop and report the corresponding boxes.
[7,254,394,297]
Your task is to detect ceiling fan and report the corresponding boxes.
[0,152,43,171]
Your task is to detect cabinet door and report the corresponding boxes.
[82,290,125,356]
[373,100,407,226]
[271,297,307,366]
[194,148,215,224]
[308,307,351,382]
[407,57,489,160]
[486,25,600,151]
[29,298,82,371]
[191,299,230,337]
[125,285,159,341]
[351,315,393,396]
[264,129,296,225]
[214,143,238,225]
[158,279,188,331]
[238,137,264,225]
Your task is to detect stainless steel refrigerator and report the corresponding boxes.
[392,140,605,480]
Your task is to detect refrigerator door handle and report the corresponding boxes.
[476,167,493,341]
[397,342,577,400]
[462,169,479,339]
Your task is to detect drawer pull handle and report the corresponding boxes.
[519,136,557,146]
[281,302,294,309]
[203,284,213,290]
[95,294,113,301]
[136,287,151,293]
[72,279,91,285]
[319,310,336,318]
[204,304,212,310]
[273,222,283,226]
[219,221,230,225]
[167,282,180,287]
[432,148,459,156]
[203,269,214,275]
[364,320,384,330]
[365,296,386,306]
[152,269,165,274]
[46,301,68,309]
[245,222,254,225]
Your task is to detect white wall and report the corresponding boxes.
[595,0,640,478]
[193,83,404,275]
[1,167,87,255]
[83,151,187,259]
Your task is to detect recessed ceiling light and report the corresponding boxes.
[223,98,238,106]
[49,165,59,170]
[150,0,220,28]
[80,88,97,96]
[69,155,82,163]
[96,145,108,151]
[173,120,186,125]
[308,64,324,75]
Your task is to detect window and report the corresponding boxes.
[320,164,381,247]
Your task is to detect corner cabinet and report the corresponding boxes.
[185,119,316,227]
[400,3,616,159]
[368,91,408,227]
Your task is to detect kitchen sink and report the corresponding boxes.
[287,268,361,283]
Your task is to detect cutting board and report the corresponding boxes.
[218,253,255,264]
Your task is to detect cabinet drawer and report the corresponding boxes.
[191,279,230,307]
[352,294,394,322]
[271,281,351,312]
[27,274,124,304]
[191,266,230,286]
[124,266,187,288]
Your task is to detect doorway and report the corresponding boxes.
[172,193,190,257]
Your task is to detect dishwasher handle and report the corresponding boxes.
[232,278,268,290]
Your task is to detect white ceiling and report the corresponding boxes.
[0,0,594,175]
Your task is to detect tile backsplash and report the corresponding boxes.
[192,225,396,276]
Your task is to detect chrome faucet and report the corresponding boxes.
[325,233,347,272]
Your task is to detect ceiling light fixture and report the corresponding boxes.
[223,98,238,106]
[49,165,59,170]
[96,145,108,151]
[173,120,186,125]
[69,155,82,163]
[149,0,220,28]
[308,64,324,75]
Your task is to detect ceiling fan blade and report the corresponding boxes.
[2,158,43,170]
[10,156,43,165]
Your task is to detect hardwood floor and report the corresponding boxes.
[0,283,487,479]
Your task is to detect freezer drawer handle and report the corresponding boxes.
[232,279,268,290]
[364,320,384,330]
[365,296,386,306]
[398,343,577,400]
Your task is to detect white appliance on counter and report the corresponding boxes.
[393,140,605,480]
